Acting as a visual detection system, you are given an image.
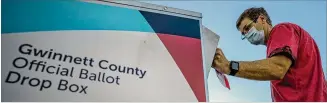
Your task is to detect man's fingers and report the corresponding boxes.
[217,49,224,56]
[220,50,225,56]
[216,48,225,56]
[211,60,216,68]
[216,48,226,59]
[214,54,219,59]
[214,62,224,73]
[216,48,221,54]
[215,67,223,73]
[212,59,219,67]
[213,59,223,68]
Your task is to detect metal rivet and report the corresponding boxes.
[163,7,167,10]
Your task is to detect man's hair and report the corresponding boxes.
[236,7,272,29]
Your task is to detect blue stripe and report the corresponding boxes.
[140,11,201,39]
[2,0,154,34]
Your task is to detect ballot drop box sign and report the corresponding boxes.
[2,0,219,102]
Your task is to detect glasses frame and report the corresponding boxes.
[241,18,258,40]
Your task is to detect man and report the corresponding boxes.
[212,7,327,102]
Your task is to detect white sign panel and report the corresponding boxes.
[2,31,197,102]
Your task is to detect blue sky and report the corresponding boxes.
[144,1,326,102]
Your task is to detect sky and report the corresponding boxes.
[144,1,326,102]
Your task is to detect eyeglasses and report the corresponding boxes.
[241,19,258,40]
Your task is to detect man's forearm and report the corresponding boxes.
[234,56,291,81]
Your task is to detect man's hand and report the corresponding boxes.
[212,48,230,74]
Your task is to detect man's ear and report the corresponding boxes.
[258,14,266,25]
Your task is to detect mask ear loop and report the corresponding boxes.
[254,17,258,23]
[253,17,265,32]
[255,16,266,45]
[253,17,259,27]
[255,16,267,29]
[255,17,265,33]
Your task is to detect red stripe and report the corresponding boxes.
[223,75,231,90]
[157,33,206,102]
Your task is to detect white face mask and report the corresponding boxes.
[243,26,265,45]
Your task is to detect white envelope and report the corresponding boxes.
[202,26,230,90]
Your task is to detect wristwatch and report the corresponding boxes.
[229,61,239,76]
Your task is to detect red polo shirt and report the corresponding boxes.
[266,22,327,102]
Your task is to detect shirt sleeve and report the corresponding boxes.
[267,24,299,67]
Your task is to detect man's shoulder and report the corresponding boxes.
[270,22,302,37]
[273,22,300,30]
[267,22,301,47]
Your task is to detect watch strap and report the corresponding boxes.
[229,61,238,76]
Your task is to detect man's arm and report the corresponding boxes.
[235,55,292,81]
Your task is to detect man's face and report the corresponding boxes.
[238,17,265,37]
[238,16,269,40]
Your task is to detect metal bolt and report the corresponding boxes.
[163,7,167,11]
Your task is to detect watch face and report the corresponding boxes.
[232,62,239,70]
